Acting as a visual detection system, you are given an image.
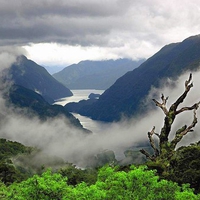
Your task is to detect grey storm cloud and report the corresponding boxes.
[0,0,132,46]
[1,0,200,48]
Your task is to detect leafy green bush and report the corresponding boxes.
[2,165,199,200]
[6,170,68,200]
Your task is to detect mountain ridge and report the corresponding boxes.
[53,58,145,90]
[3,55,73,103]
[65,34,200,122]
[3,84,88,132]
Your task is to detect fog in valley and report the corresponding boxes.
[0,49,200,167]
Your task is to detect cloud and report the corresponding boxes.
[1,71,200,167]
[0,0,130,45]
[0,46,26,71]
[1,0,200,65]
[0,48,199,168]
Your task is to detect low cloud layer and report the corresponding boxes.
[0,49,199,167]
[1,74,200,167]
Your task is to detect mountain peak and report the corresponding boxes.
[4,56,73,103]
[65,34,200,122]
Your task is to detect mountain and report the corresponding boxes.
[4,84,87,131]
[53,59,145,90]
[65,35,200,122]
[3,56,72,103]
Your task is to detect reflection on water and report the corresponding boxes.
[54,89,104,106]
[55,90,106,132]
[72,113,109,133]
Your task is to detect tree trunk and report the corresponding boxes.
[140,74,200,173]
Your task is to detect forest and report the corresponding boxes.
[0,74,200,199]
[1,1,200,199]
[0,74,200,200]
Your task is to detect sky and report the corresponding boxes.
[1,0,200,67]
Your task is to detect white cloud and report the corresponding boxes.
[0,68,199,167]
[0,46,26,71]
[0,0,199,66]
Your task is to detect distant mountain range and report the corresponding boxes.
[65,35,200,122]
[3,56,72,103]
[53,59,145,90]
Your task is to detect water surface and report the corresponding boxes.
[55,90,106,132]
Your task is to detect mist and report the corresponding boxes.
[0,46,27,71]
[0,49,200,167]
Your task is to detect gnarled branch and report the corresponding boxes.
[148,126,160,157]
[175,102,200,115]
[172,73,193,111]
[140,149,156,161]
[141,73,199,162]
[171,109,198,149]
[140,126,160,160]
[160,74,195,144]
[152,94,169,115]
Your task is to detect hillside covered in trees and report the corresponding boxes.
[0,73,200,199]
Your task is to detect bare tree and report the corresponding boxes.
[140,74,200,164]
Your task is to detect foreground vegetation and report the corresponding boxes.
[0,138,200,199]
[0,165,199,200]
[0,74,200,199]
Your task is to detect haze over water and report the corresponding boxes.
[55,89,107,133]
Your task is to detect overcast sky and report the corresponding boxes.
[1,0,200,66]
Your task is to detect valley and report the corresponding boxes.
[0,34,200,197]
[1,1,200,198]
[54,89,106,132]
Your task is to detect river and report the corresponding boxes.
[54,89,107,132]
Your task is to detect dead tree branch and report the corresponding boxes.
[140,149,156,161]
[176,102,200,115]
[152,94,169,115]
[140,126,160,160]
[159,74,195,145]
[147,126,160,157]
[171,109,198,149]
[141,73,199,161]
[171,73,193,111]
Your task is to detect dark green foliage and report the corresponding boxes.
[169,143,200,193]
[146,143,200,193]
[0,160,24,185]
[0,138,32,161]
[59,164,97,186]
[0,139,33,184]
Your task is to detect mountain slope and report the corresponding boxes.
[65,35,200,122]
[4,56,72,103]
[53,59,144,89]
[5,84,85,130]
